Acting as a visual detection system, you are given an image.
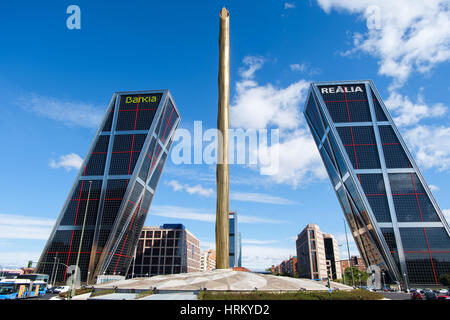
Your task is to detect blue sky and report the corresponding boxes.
[0,1,449,270]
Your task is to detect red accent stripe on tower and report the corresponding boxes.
[127,95,140,175]
[64,166,86,281]
[113,198,142,273]
[410,172,438,285]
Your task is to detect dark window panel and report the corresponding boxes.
[329,134,348,177]
[158,99,178,145]
[149,152,168,190]
[138,138,157,182]
[381,228,397,252]
[371,90,388,121]
[379,126,411,168]
[389,173,439,222]
[319,147,340,186]
[101,106,115,132]
[337,126,380,170]
[305,95,326,139]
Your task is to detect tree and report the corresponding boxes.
[439,273,450,286]
[344,267,369,286]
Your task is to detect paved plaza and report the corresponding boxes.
[94,269,352,292]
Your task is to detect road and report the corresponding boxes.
[33,293,59,300]
[381,292,411,300]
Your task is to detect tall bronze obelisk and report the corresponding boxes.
[216,7,230,269]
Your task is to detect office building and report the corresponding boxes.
[229,211,242,267]
[200,249,216,271]
[296,224,328,280]
[304,80,450,286]
[130,224,200,276]
[323,233,342,280]
[36,91,180,283]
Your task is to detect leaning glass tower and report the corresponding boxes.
[36,90,180,284]
[304,80,450,286]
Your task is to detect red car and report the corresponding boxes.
[411,291,423,300]
[437,295,450,300]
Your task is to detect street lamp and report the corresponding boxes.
[403,273,409,292]
[343,219,355,287]
[382,272,386,289]
[338,244,346,285]
[71,180,92,299]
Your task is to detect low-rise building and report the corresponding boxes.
[131,224,201,277]
[340,256,366,274]
[200,249,216,271]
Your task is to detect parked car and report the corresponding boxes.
[53,286,70,293]
[360,286,370,291]
[423,290,437,300]
[437,295,450,300]
[438,289,449,295]
[411,291,423,300]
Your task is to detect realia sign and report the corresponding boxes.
[320,85,364,94]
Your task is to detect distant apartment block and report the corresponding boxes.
[340,256,367,274]
[131,224,200,277]
[200,249,216,271]
[296,224,341,280]
[323,233,342,280]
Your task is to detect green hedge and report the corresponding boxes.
[198,289,383,300]
[59,288,93,298]
[90,289,116,297]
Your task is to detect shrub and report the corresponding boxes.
[59,288,93,298]
[90,289,116,297]
[198,289,383,300]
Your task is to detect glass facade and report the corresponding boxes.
[229,211,242,268]
[36,90,180,284]
[304,81,450,286]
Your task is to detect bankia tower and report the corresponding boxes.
[303,80,450,286]
[36,90,180,284]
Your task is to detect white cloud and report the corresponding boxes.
[0,214,54,240]
[0,252,42,268]
[166,180,214,197]
[403,125,450,171]
[429,184,439,192]
[230,192,295,205]
[290,62,321,75]
[199,241,216,251]
[49,153,83,171]
[150,205,285,224]
[230,56,326,187]
[258,128,327,186]
[238,215,286,224]
[242,245,295,270]
[443,209,450,223]
[231,71,308,130]
[284,2,296,9]
[242,239,280,245]
[317,0,450,89]
[385,90,447,127]
[166,180,295,205]
[290,63,307,72]
[18,94,105,128]
[239,56,265,80]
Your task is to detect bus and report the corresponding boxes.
[17,273,49,283]
[0,278,47,299]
